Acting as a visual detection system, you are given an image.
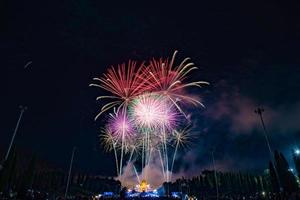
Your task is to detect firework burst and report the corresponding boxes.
[90,60,150,119]
[91,51,208,185]
[147,51,209,116]
[128,94,179,131]
[107,110,135,140]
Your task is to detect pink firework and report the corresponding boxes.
[107,110,135,140]
[90,60,150,119]
[129,94,178,130]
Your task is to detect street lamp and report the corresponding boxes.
[1,61,32,170]
[294,149,300,155]
[5,105,27,161]
[65,147,77,198]
[255,107,282,192]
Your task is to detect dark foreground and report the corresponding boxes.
[1,192,300,200]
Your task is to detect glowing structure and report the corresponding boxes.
[90,51,208,186]
[136,179,150,192]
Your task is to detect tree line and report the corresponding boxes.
[0,146,121,198]
[164,150,300,197]
[0,147,299,198]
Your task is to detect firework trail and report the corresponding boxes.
[170,125,194,180]
[100,128,120,175]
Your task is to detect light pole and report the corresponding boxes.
[4,105,27,161]
[65,147,76,198]
[255,107,282,191]
[1,61,32,170]
[211,148,219,200]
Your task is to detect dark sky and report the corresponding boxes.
[1,1,300,176]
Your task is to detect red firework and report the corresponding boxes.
[90,60,150,119]
[146,51,209,114]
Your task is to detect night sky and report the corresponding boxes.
[1,1,300,177]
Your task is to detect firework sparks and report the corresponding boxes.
[147,51,209,116]
[129,94,179,130]
[91,51,208,185]
[107,110,135,140]
[90,61,150,119]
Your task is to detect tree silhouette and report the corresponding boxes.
[0,146,17,193]
[293,152,300,178]
[17,154,37,198]
[274,150,298,192]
